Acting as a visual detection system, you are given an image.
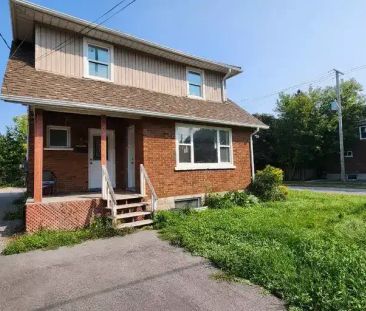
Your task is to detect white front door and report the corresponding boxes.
[127,125,135,190]
[88,128,116,190]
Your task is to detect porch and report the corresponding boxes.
[27,108,157,232]
[28,190,144,204]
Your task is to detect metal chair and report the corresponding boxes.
[42,170,57,195]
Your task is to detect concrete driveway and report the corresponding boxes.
[289,185,366,195]
[0,188,25,251]
[0,231,284,311]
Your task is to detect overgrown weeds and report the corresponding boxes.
[2,216,130,255]
[155,190,366,310]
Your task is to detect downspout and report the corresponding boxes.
[250,127,260,181]
[222,68,232,102]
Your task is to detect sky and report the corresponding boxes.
[1,0,366,133]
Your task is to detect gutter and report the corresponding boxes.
[0,94,269,130]
[250,127,260,180]
[222,68,232,102]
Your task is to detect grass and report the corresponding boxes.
[2,217,131,255]
[155,190,366,311]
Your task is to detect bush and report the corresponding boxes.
[205,191,258,209]
[249,165,288,201]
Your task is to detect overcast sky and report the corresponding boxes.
[1,0,366,133]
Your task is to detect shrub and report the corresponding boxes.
[249,165,288,201]
[205,191,258,209]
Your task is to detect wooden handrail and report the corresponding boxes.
[140,164,158,212]
[102,165,117,217]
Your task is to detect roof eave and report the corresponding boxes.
[0,94,268,129]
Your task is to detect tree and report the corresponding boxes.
[253,79,366,180]
[0,115,28,186]
[252,113,279,170]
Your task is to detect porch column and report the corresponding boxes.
[34,109,43,202]
[101,115,107,167]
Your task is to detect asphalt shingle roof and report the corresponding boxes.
[1,43,266,129]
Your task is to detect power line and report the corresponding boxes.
[0,32,11,50]
[240,71,335,104]
[8,0,137,75]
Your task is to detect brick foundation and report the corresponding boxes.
[25,199,105,232]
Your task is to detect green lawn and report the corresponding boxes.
[156,190,366,311]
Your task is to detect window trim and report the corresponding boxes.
[174,197,201,209]
[46,126,71,149]
[359,126,366,140]
[186,67,205,99]
[83,38,114,82]
[344,151,353,158]
[175,123,235,170]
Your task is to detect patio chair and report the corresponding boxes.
[43,170,57,195]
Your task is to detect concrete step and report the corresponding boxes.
[116,219,154,229]
[105,202,148,210]
[109,211,151,220]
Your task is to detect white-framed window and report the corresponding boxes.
[175,123,234,170]
[344,151,353,158]
[83,38,113,81]
[360,126,366,140]
[187,68,204,99]
[46,126,71,149]
[175,197,201,209]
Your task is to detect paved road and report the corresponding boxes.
[0,188,25,251]
[0,230,284,311]
[289,186,366,195]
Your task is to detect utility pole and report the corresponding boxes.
[334,69,345,182]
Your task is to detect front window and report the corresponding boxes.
[187,69,203,98]
[176,124,233,169]
[47,126,70,148]
[360,126,366,140]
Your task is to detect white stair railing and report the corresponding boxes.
[102,165,117,219]
[140,164,158,212]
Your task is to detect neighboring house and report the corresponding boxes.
[326,120,366,181]
[1,0,267,232]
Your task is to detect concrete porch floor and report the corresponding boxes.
[27,190,143,204]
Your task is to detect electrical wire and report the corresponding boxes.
[0,32,11,50]
[8,0,137,75]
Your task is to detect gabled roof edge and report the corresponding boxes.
[0,94,269,129]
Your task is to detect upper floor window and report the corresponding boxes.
[360,126,366,140]
[83,38,113,81]
[187,68,204,98]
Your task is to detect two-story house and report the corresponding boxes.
[326,120,366,181]
[1,0,267,232]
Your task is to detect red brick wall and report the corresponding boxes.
[142,118,252,198]
[27,112,253,197]
[26,199,105,232]
[325,140,366,174]
[27,111,131,194]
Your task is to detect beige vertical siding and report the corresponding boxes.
[35,24,83,77]
[35,24,224,102]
